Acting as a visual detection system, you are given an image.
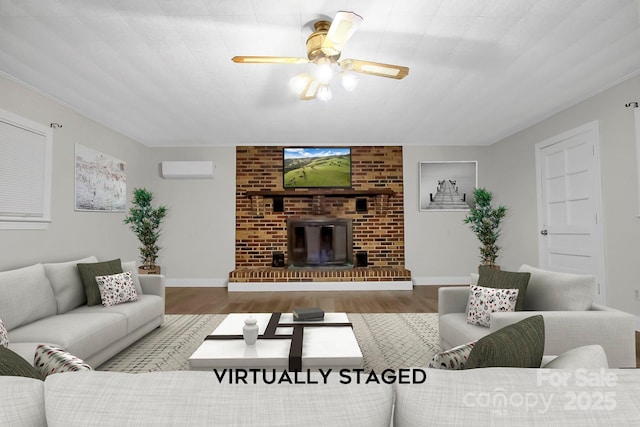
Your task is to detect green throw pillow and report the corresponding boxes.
[77,259,123,306]
[477,266,531,311]
[463,315,545,369]
[0,346,44,380]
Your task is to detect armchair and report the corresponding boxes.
[438,265,636,368]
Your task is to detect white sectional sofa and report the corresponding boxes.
[0,256,164,368]
[438,265,637,368]
[1,368,639,426]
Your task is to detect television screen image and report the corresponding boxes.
[283,147,352,188]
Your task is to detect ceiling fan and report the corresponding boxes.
[231,11,409,101]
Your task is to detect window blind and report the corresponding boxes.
[0,111,51,228]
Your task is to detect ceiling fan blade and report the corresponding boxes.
[232,56,309,64]
[340,59,409,79]
[300,78,319,101]
[321,11,363,56]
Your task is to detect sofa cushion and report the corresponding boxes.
[77,259,123,306]
[542,344,609,369]
[96,271,138,307]
[466,285,518,327]
[428,341,476,370]
[394,368,640,427]
[121,260,143,295]
[70,294,164,334]
[439,313,492,349]
[464,315,545,369]
[518,264,597,311]
[0,376,46,426]
[34,344,92,378]
[0,263,57,330]
[0,317,7,348]
[44,371,394,427]
[43,256,97,313]
[477,266,530,311]
[8,312,127,361]
[0,346,43,380]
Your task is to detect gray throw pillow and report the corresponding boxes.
[0,346,43,380]
[121,260,143,296]
[542,345,609,369]
[77,259,123,306]
[477,266,530,311]
[463,315,545,369]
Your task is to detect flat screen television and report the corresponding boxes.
[283,147,352,189]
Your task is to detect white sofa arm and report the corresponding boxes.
[139,274,165,300]
[438,286,470,316]
[438,286,469,316]
[490,310,636,368]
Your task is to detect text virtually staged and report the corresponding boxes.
[212,368,429,385]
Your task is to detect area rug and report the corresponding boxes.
[97,313,440,373]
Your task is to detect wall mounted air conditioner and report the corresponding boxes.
[161,161,215,179]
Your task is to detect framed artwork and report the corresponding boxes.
[419,161,477,211]
[283,147,352,188]
[75,144,126,212]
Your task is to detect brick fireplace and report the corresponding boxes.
[229,146,411,289]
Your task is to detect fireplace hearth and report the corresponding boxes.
[287,218,353,268]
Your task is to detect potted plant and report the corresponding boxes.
[463,187,507,269]
[124,188,168,274]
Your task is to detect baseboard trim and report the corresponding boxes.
[165,278,228,287]
[412,276,470,286]
[228,280,413,292]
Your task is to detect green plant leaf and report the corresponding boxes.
[123,188,168,269]
[463,187,507,265]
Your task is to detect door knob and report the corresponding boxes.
[540,229,548,236]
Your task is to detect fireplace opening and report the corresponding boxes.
[287,218,353,268]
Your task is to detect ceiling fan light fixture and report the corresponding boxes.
[315,57,333,84]
[317,84,332,102]
[339,70,359,92]
[233,11,409,101]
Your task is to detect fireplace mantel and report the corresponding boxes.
[246,188,395,216]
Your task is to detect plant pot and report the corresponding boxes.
[138,265,161,275]
[478,264,501,272]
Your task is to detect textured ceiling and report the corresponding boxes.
[1,0,639,147]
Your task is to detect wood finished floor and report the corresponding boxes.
[166,286,640,368]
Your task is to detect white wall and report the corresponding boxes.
[0,73,153,270]
[147,147,236,286]
[485,74,640,315]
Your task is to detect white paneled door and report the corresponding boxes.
[535,122,606,304]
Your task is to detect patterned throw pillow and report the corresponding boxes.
[428,341,476,370]
[34,344,92,377]
[466,285,518,327]
[95,271,138,307]
[0,317,8,348]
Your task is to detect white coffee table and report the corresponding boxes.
[188,312,363,370]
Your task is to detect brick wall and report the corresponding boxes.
[235,146,405,269]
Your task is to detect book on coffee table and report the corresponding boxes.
[292,307,325,321]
